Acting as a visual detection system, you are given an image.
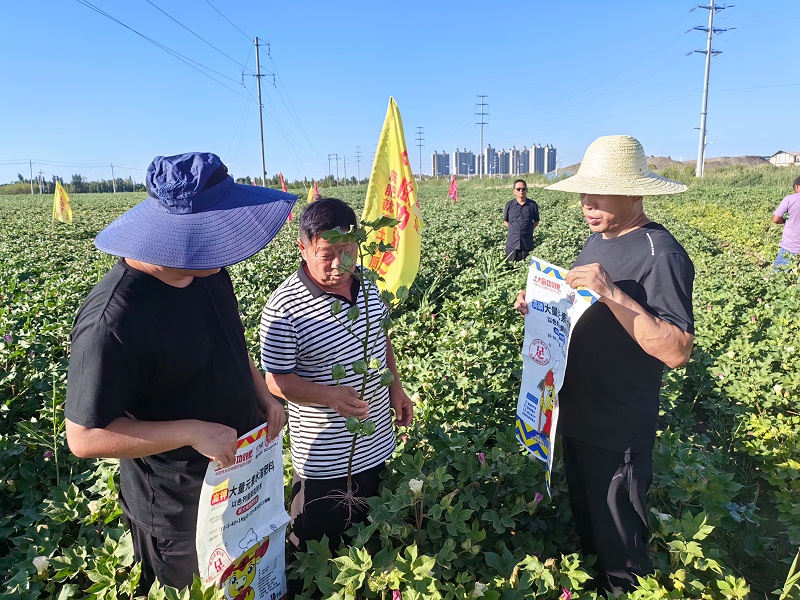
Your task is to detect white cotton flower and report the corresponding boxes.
[726,351,736,359]
[408,479,424,494]
[88,500,100,515]
[788,347,796,354]
[510,325,518,334]
[33,556,49,576]
[459,330,468,338]
[410,392,421,403]
[774,384,783,394]
[471,582,488,598]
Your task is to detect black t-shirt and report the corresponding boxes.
[558,223,694,453]
[65,259,261,538]
[504,198,540,252]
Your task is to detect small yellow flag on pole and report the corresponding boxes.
[362,97,423,295]
[53,181,73,224]
[306,180,315,204]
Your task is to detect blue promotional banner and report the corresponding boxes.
[515,257,597,495]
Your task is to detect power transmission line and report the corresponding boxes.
[73,0,252,101]
[203,0,252,42]
[143,0,252,71]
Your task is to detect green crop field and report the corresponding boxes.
[2,165,800,599]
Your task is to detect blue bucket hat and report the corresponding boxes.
[95,152,297,269]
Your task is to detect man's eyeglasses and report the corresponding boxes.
[515,187,527,191]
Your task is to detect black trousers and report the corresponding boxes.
[506,248,530,262]
[287,463,384,599]
[126,516,198,594]
[562,437,654,594]
[289,462,384,553]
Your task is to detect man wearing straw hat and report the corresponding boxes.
[65,152,296,592]
[515,135,694,593]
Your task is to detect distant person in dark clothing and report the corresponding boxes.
[771,176,800,268]
[504,179,540,261]
[65,152,296,593]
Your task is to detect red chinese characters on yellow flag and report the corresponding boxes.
[362,97,423,295]
[53,181,73,224]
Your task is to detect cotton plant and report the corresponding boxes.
[322,217,409,519]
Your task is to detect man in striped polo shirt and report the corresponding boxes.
[259,197,413,560]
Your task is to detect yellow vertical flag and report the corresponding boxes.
[53,181,73,224]
[362,97,423,295]
[307,180,319,203]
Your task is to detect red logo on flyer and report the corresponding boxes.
[529,339,551,366]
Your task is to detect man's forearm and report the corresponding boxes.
[385,337,404,397]
[266,372,333,406]
[602,290,694,368]
[66,417,205,459]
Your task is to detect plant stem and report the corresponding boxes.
[346,431,358,496]
[52,372,60,487]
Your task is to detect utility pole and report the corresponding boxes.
[355,146,362,182]
[255,37,267,186]
[110,164,117,193]
[29,160,34,195]
[475,95,488,178]
[415,127,425,179]
[343,156,347,184]
[335,154,340,185]
[328,153,334,184]
[693,1,731,178]
[37,170,44,194]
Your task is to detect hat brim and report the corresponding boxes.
[545,173,687,196]
[95,179,297,269]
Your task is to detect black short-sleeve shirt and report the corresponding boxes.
[558,223,694,453]
[65,259,261,537]
[504,198,540,253]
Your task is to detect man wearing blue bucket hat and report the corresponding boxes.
[64,152,296,592]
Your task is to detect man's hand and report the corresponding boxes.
[328,385,370,420]
[514,290,528,315]
[390,388,414,427]
[565,263,616,302]
[250,357,286,442]
[259,396,286,442]
[190,421,239,468]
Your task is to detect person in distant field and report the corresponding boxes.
[771,176,800,268]
[259,198,414,566]
[504,179,540,262]
[64,152,295,593]
[515,135,694,595]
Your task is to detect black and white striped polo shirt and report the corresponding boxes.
[259,266,395,478]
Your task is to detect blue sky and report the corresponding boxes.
[1,0,798,186]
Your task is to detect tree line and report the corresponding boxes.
[0,172,367,196]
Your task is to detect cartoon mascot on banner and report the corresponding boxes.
[538,368,556,437]
[220,539,270,600]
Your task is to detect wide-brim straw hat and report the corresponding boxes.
[545,135,687,196]
[95,152,297,269]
